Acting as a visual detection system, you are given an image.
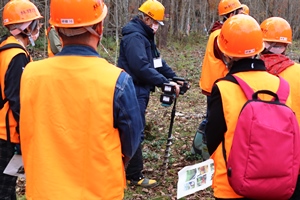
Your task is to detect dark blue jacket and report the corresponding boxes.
[117,16,176,88]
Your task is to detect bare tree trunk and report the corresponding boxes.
[179,0,185,35]
[157,0,171,48]
[114,0,119,65]
[169,0,175,34]
[186,0,191,36]
[44,0,48,57]
[173,0,179,36]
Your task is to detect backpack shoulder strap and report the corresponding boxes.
[221,74,254,166]
[230,75,289,103]
[0,43,26,52]
[0,43,30,62]
[276,76,289,104]
[231,74,254,100]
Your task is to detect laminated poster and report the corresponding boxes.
[3,154,25,178]
[177,159,214,199]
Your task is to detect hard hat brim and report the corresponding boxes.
[157,21,164,26]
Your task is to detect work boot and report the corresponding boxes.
[127,176,158,188]
[191,123,210,160]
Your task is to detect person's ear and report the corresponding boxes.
[96,22,103,35]
[143,16,152,26]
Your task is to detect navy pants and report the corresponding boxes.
[126,85,150,180]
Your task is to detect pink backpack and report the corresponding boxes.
[226,75,300,200]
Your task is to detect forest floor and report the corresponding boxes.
[16,34,300,200]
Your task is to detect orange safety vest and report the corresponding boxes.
[212,71,292,198]
[199,29,228,95]
[278,63,300,124]
[20,56,125,200]
[280,64,300,174]
[0,36,31,143]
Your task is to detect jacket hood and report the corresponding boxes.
[210,21,223,34]
[122,16,154,39]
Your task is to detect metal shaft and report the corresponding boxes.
[163,98,177,175]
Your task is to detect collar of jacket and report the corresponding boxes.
[229,58,266,74]
[133,16,155,40]
[56,45,100,57]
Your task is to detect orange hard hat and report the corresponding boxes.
[218,0,243,16]
[217,14,264,57]
[139,0,165,25]
[3,0,43,26]
[49,0,107,28]
[260,17,292,44]
[241,4,250,15]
